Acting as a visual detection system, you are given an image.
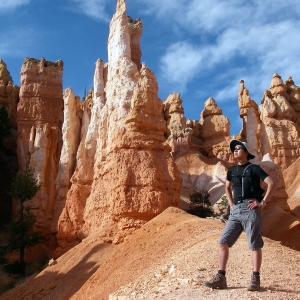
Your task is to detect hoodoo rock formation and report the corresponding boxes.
[0,59,19,128]
[51,88,81,233]
[198,97,231,157]
[164,93,193,159]
[238,80,261,160]
[164,93,186,136]
[128,16,143,71]
[1,0,300,273]
[55,0,181,256]
[16,57,63,232]
[260,73,300,170]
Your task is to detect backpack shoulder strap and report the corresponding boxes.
[242,163,253,176]
[242,163,253,197]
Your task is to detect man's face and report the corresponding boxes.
[233,145,248,160]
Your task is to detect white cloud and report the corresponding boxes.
[135,0,300,34]
[0,0,30,11]
[160,41,205,92]
[70,0,110,21]
[159,16,300,100]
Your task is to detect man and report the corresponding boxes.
[203,139,275,291]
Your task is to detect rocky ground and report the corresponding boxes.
[1,207,300,300]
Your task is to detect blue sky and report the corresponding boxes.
[1,0,300,135]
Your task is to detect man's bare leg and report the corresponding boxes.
[203,243,229,289]
[252,248,262,272]
[247,248,262,291]
[219,243,229,271]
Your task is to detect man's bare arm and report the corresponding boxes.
[262,176,275,204]
[225,180,234,210]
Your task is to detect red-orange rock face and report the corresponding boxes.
[200,97,230,140]
[164,93,186,136]
[0,59,19,128]
[283,157,300,219]
[55,1,181,255]
[260,74,300,170]
[80,65,182,244]
[128,16,143,70]
[17,57,63,231]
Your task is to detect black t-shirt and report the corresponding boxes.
[226,162,269,203]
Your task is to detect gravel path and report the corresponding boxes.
[2,208,300,300]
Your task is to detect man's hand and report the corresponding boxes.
[247,199,260,209]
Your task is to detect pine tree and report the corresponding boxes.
[5,168,46,275]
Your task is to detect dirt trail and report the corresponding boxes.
[1,207,300,300]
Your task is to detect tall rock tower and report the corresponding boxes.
[56,0,182,256]
[17,57,64,230]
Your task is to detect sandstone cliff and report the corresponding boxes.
[16,57,64,232]
[260,74,300,170]
[283,157,300,219]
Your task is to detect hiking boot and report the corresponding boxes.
[247,274,260,291]
[203,273,227,289]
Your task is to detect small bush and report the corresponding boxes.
[188,190,213,218]
[218,195,228,209]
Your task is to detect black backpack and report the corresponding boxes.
[231,163,265,201]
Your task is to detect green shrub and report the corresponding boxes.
[188,190,213,218]
[218,195,228,208]
[4,167,47,275]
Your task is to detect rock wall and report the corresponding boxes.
[128,16,143,71]
[0,59,19,128]
[283,157,300,219]
[260,74,300,170]
[17,57,64,231]
[51,88,81,232]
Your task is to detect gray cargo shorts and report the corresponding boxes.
[219,200,264,250]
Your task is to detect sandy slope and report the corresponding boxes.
[1,207,300,300]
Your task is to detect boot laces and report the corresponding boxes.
[213,274,223,282]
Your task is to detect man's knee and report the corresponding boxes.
[219,243,229,250]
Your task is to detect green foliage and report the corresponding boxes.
[6,206,47,252]
[188,190,213,218]
[2,168,46,275]
[0,107,11,151]
[218,195,228,208]
[8,168,41,203]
